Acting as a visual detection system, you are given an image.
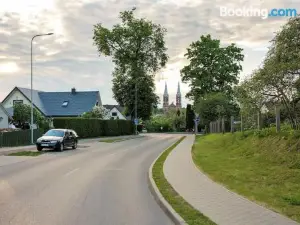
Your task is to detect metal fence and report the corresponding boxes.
[209,106,282,133]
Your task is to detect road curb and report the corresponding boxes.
[147,141,187,225]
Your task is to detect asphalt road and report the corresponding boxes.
[0,134,180,225]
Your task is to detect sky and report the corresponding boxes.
[0,0,298,107]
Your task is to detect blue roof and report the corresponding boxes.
[15,87,101,117]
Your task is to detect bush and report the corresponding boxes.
[53,118,134,138]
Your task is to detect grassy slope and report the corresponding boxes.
[192,133,300,222]
[153,136,216,225]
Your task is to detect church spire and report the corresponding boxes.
[164,81,168,96]
[177,81,181,95]
[163,81,169,111]
[176,81,182,109]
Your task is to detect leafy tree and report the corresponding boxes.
[186,104,194,130]
[112,68,159,120]
[93,8,168,120]
[195,93,239,127]
[181,35,244,100]
[82,106,110,119]
[13,104,48,130]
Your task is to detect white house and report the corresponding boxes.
[0,104,12,129]
[103,105,127,120]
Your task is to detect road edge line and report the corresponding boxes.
[147,136,187,225]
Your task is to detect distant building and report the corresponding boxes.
[163,82,182,112]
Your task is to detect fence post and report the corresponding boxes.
[275,105,280,132]
[257,110,262,130]
[230,116,234,133]
[222,117,225,134]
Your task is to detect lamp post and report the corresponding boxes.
[31,33,54,144]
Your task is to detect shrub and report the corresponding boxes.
[53,118,133,138]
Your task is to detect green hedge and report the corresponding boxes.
[0,129,43,147]
[52,118,134,138]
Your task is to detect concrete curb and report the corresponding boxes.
[147,139,187,225]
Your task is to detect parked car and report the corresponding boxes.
[36,129,78,152]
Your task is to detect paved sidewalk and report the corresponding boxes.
[164,135,300,225]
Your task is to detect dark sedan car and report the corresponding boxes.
[36,129,78,152]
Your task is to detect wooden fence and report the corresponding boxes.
[0,129,43,147]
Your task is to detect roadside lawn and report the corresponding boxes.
[152,136,216,225]
[99,137,137,143]
[8,151,43,156]
[192,133,300,223]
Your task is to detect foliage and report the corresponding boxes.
[53,118,134,138]
[13,104,49,131]
[112,68,159,120]
[180,34,244,100]
[144,108,186,132]
[234,16,300,129]
[81,106,110,119]
[185,104,194,130]
[195,93,239,127]
[93,8,168,120]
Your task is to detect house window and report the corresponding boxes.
[112,112,117,116]
[62,101,69,107]
[13,100,23,105]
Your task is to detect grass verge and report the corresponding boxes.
[99,138,130,143]
[8,151,43,156]
[152,136,216,225]
[192,133,300,222]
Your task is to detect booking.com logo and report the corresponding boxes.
[220,6,298,19]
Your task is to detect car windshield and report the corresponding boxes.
[44,130,65,137]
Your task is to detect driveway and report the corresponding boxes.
[0,134,179,225]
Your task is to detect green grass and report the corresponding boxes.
[8,151,43,156]
[99,138,130,143]
[152,136,216,225]
[192,133,300,222]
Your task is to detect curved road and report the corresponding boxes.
[0,134,179,225]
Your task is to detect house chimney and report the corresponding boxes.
[71,87,76,94]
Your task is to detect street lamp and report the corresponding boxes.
[31,33,54,144]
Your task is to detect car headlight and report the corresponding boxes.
[50,140,58,143]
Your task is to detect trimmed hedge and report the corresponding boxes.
[52,118,134,138]
[0,129,43,147]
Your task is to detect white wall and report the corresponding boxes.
[0,109,9,129]
[109,107,126,120]
[2,89,31,108]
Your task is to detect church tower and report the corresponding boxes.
[163,82,169,111]
[176,82,182,109]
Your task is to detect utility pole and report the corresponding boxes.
[31,33,53,144]
[135,82,138,135]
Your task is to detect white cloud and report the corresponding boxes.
[0,0,297,106]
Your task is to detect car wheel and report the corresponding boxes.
[72,141,77,149]
[59,142,64,152]
[37,146,43,151]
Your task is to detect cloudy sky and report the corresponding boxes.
[0,0,298,107]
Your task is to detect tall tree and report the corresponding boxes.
[186,104,194,130]
[180,35,244,101]
[93,8,168,120]
[112,68,159,120]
